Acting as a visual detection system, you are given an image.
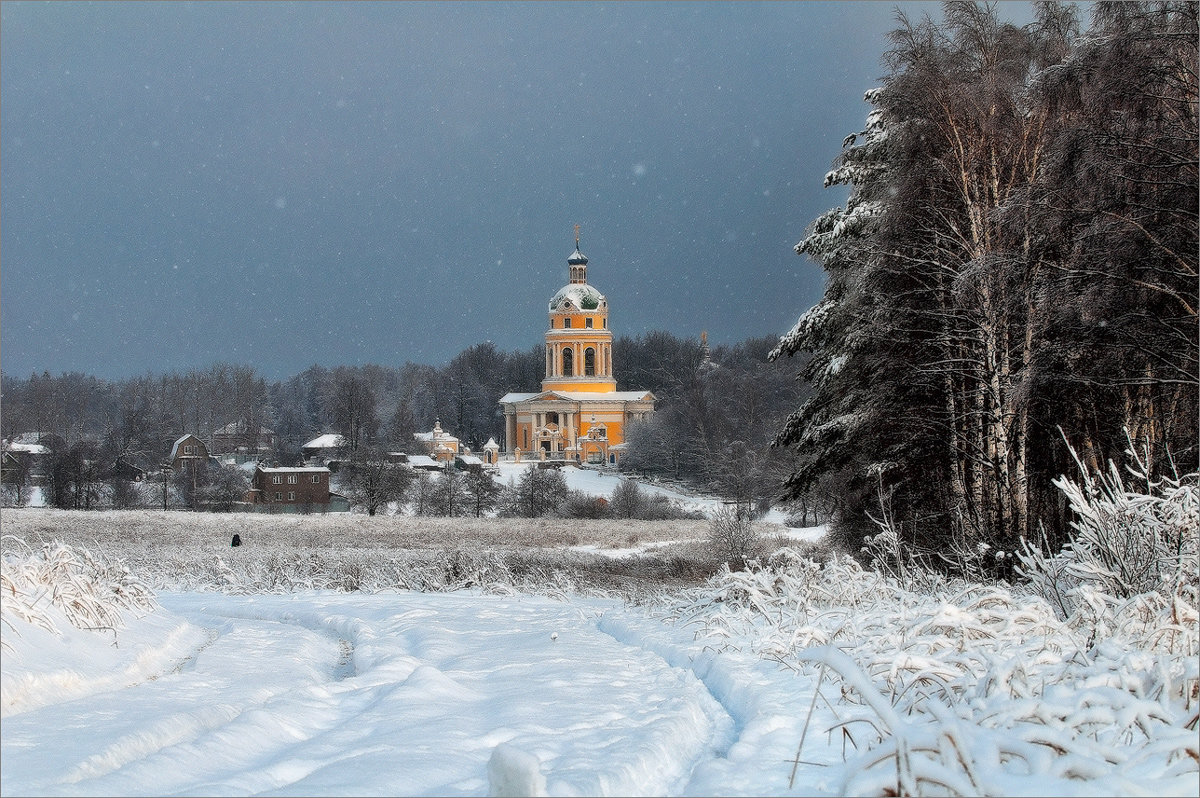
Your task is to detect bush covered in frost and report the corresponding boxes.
[656,547,1197,796]
[1017,441,1198,654]
[650,449,1200,796]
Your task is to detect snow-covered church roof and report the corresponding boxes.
[549,283,606,312]
[499,390,655,404]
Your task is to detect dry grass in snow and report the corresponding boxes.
[1,538,156,651]
[0,510,728,596]
[654,550,1198,796]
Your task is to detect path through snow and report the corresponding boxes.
[2,591,826,796]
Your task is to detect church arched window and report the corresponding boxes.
[584,347,596,376]
[562,348,573,377]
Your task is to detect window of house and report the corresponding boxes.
[603,319,607,328]
[184,445,195,455]
[562,348,573,377]
[275,491,283,500]
[311,474,321,484]
[584,347,596,376]
[585,317,593,328]
[563,317,572,329]
[287,474,297,484]
[288,491,295,501]
[272,475,283,484]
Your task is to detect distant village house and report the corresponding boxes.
[245,465,349,513]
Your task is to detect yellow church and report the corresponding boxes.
[499,233,655,465]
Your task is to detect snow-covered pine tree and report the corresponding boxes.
[771,85,899,552]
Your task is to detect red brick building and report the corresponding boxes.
[246,466,348,512]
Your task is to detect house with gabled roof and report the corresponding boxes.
[169,434,210,471]
[301,433,347,466]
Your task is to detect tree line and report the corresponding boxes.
[771,2,1198,568]
[1,330,809,511]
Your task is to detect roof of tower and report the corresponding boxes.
[549,282,606,312]
[567,246,588,266]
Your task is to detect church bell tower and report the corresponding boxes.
[542,228,616,392]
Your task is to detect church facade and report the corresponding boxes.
[499,237,655,465]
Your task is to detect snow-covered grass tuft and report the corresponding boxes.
[654,548,1199,795]
[1,538,156,650]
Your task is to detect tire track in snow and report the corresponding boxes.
[25,602,371,794]
[61,702,245,784]
[596,612,745,792]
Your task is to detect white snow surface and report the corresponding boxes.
[5,569,1196,797]
[498,464,823,542]
[3,467,1194,797]
[3,590,770,796]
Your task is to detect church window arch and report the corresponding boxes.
[562,348,574,377]
[584,347,596,376]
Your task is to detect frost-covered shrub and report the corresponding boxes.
[1017,441,1198,654]
[0,484,30,508]
[657,548,1199,796]
[0,539,156,648]
[558,490,611,519]
[706,505,766,570]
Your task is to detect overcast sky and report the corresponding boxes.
[2,1,1037,381]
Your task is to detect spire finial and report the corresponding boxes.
[574,223,581,247]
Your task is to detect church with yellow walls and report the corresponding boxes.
[499,234,655,465]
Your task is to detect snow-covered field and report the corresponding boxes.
[2,465,1196,796]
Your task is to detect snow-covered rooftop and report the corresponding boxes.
[3,442,50,455]
[549,283,605,313]
[302,434,346,449]
[407,455,440,468]
[499,390,655,404]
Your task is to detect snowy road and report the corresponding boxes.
[2,591,771,797]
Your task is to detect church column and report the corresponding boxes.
[506,413,516,454]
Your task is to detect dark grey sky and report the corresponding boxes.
[2,1,1022,381]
